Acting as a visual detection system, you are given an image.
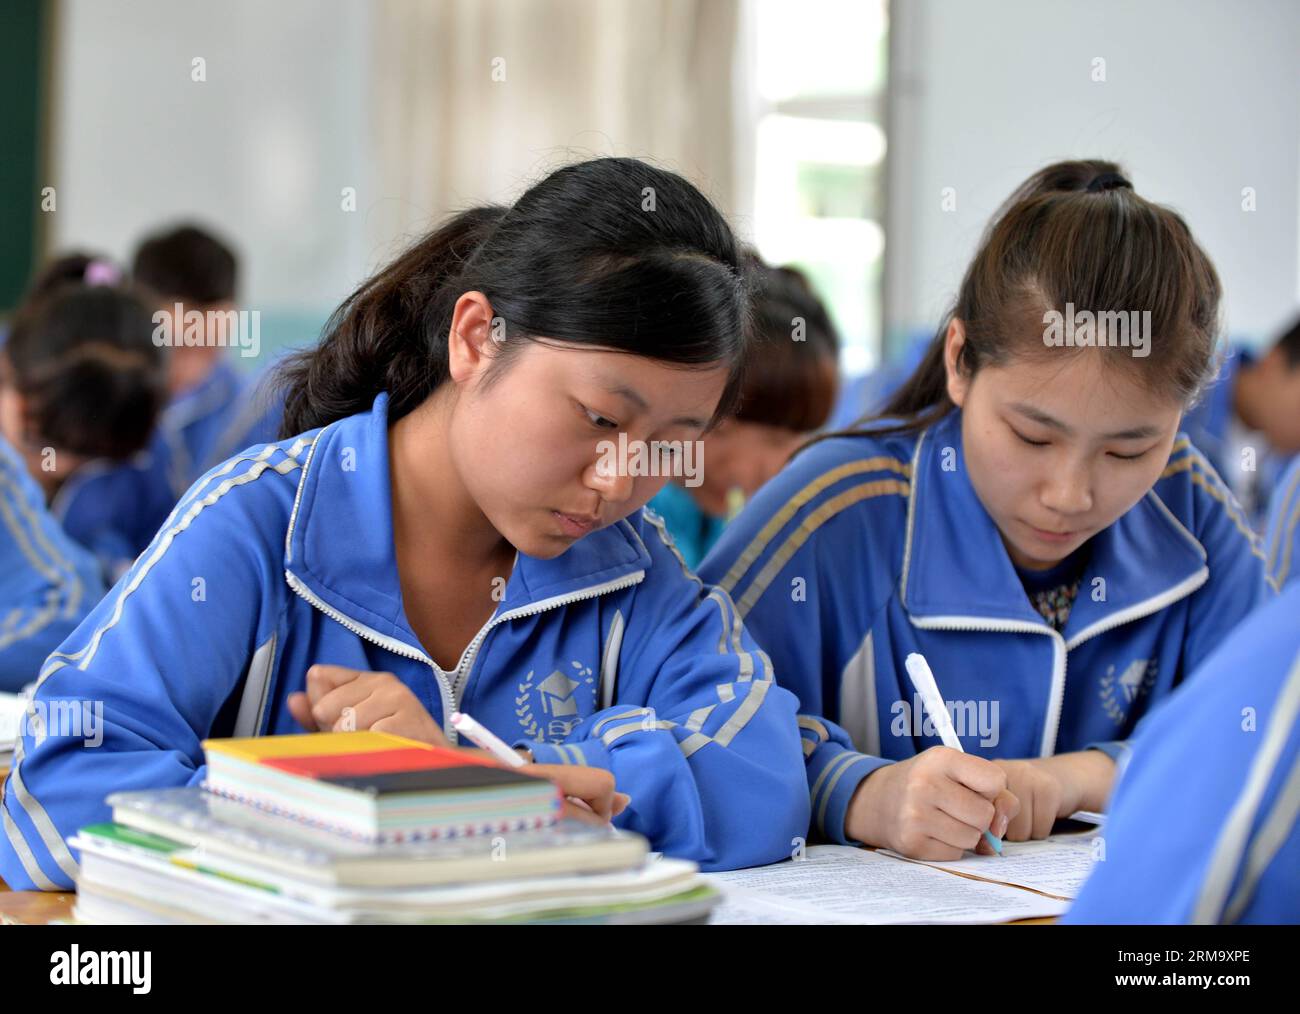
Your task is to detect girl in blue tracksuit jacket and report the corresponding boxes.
[50,433,180,582]
[701,160,1273,862]
[155,359,246,498]
[3,268,173,583]
[1180,342,1297,530]
[0,158,808,891]
[52,359,278,580]
[0,436,103,690]
[1065,581,1300,924]
[1265,455,1300,590]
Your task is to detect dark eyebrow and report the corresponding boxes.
[1009,402,1161,441]
[1010,402,1072,434]
[609,383,708,430]
[1101,423,1163,440]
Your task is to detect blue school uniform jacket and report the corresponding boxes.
[824,335,929,432]
[698,409,1273,846]
[1065,583,1300,924]
[199,373,285,475]
[1265,456,1300,590]
[0,393,807,890]
[647,482,727,571]
[50,436,180,582]
[162,360,247,492]
[0,439,103,691]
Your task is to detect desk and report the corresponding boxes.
[0,889,1049,925]
[0,881,1052,925]
[1,765,76,924]
[0,887,74,924]
[0,767,1055,925]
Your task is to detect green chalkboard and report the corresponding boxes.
[0,0,48,315]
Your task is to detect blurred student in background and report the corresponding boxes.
[824,333,929,433]
[132,223,277,492]
[1265,455,1300,590]
[649,257,839,568]
[0,429,103,691]
[1181,313,1300,527]
[0,275,112,690]
[0,279,166,614]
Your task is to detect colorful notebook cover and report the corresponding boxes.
[202,731,431,763]
[260,746,498,779]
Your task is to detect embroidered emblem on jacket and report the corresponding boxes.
[517,661,596,742]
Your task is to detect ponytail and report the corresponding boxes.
[279,206,506,435]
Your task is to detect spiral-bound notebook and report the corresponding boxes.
[202,731,561,841]
[104,786,646,888]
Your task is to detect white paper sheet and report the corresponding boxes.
[703,846,1068,924]
[882,831,1101,899]
[0,692,26,750]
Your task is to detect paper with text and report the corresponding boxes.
[704,846,1069,924]
[882,831,1101,899]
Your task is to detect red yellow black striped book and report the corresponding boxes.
[202,732,561,842]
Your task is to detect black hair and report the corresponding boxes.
[276,157,750,437]
[735,255,840,431]
[866,159,1218,439]
[1273,313,1300,369]
[4,284,168,459]
[132,223,238,305]
[25,252,115,301]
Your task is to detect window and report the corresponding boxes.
[747,0,888,376]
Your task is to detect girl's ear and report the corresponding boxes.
[943,318,971,408]
[446,291,500,385]
[0,385,29,450]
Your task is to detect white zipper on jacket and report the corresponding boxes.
[907,615,1065,758]
[285,568,646,742]
[908,564,1209,757]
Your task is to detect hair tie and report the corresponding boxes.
[83,259,121,286]
[1086,172,1132,194]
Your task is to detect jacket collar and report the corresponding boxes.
[900,409,1208,641]
[284,393,651,650]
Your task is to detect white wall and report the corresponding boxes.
[48,0,375,358]
[49,0,1300,357]
[887,0,1300,348]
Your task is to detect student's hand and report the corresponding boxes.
[844,747,1020,861]
[527,764,631,825]
[993,751,1115,840]
[286,665,451,747]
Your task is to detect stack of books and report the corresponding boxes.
[70,732,716,924]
